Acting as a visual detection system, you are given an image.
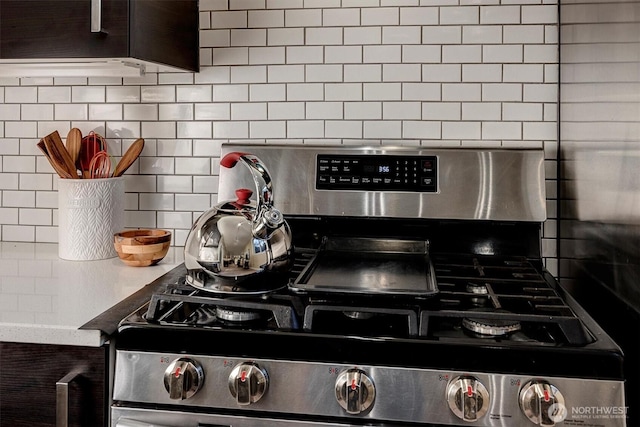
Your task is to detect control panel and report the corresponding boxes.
[114,351,627,427]
[316,154,437,192]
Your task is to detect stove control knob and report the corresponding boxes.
[228,362,268,405]
[163,357,204,400]
[446,376,490,422]
[335,369,376,415]
[519,380,566,426]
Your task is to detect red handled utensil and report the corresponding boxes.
[79,131,106,178]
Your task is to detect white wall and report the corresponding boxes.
[0,0,559,268]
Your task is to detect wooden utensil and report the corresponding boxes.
[112,138,145,177]
[42,131,78,178]
[37,139,74,179]
[65,128,82,170]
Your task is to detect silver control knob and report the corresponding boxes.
[163,357,204,400]
[519,380,566,426]
[446,376,490,422]
[335,369,376,415]
[228,362,269,405]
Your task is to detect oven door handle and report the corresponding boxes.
[115,419,179,427]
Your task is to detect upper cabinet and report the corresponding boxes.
[0,0,199,75]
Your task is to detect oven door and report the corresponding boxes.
[113,407,368,427]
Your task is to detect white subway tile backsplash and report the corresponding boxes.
[37,87,71,104]
[6,122,38,138]
[285,9,322,27]
[423,102,460,120]
[399,7,438,25]
[287,120,324,138]
[0,173,19,189]
[267,28,304,46]
[21,105,53,121]
[158,176,193,193]
[361,7,399,26]
[422,26,461,45]
[268,65,305,82]
[440,6,479,25]
[462,25,502,44]
[364,45,402,63]
[363,83,402,100]
[232,102,268,120]
[211,11,248,29]
[383,101,421,119]
[323,8,361,27]
[383,26,422,44]
[483,45,523,63]
[403,120,441,139]
[3,156,35,173]
[345,102,380,119]
[250,84,286,101]
[269,102,305,119]
[306,65,344,82]
[0,2,559,245]
[305,27,342,45]
[90,104,123,121]
[231,66,268,83]
[383,64,421,81]
[462,102,501,120]
[480,5,520,24]
[250,120,287,139]
[250,47,286,65]
[325,83,363,101]
[286,46,324,64]
[308,102,344,119]
[326,46,363,64]
[287,83,324,100]
[325,120,363,139]
[6,87,37,104]
[249,9,285,27]
[364,120,401,138]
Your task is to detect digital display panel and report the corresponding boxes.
[316,154,437,192]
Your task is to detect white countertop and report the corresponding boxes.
[0,242,183,347]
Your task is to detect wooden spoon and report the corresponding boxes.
[43,131,79,178]
[65,128,82,170]
[37,139,74,179]
[112,138,145,177]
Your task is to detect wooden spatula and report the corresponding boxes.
[113,138,145,177]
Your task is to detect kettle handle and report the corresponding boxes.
[220,151,284,239]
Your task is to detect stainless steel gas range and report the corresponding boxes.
[111,144,627,427]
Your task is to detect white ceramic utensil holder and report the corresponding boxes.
[58,177,125,260]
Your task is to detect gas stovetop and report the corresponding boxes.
[133,253,590,346]
[112,145,627,427]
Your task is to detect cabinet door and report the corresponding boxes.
[0,342,107,427]
[0,0,128,59]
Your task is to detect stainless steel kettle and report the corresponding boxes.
[184,152,293,292]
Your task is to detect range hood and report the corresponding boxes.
[0,0,199,78]
[0,58,147,78]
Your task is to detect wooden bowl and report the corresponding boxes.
[114,229,171,267]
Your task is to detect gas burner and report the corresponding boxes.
[462,309,522,337]
[216,306,263,322]
[466,282,488,294]
[187,275,287,295]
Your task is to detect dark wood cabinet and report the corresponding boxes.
[0,342,108,427]
[0,0,199,72]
